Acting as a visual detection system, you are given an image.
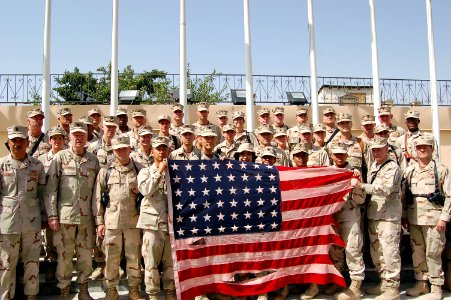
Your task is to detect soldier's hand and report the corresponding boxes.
[436,219,446,232]
[401,218,409,230]
[158,158,168,174]
[97,224,106,238]
[48,219,60,231]
[350,178,360,188]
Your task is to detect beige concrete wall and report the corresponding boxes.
[2,104,450,166]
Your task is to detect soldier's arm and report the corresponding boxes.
[93,168,106,226]
[138,167,163,197]
[36,161,47,223]
[439,166,451,223]
[320,150,331,167]
[362,163,401,197]
[44,153,61,220]
[351,169,365,204]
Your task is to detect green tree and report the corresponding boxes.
[187,66,226,104]
[53,67,99,103]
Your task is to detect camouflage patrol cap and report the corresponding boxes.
[131,108,146,118]
[48,126,66,138]
[299,124,313,134]
[216,110,228,118]
[87,108,101,116]
[7,125,28,139]
[79,116,93,125]
[257,107,270,116]
[179,125,195,135]
[27,108,45,118]
[374,124,390,134]
[415,134,434,147]
[115,107,128,116]
[361,114,376,125]
[292,143,310,155]
[257,125,273,134]
[157,114,171,122]
[70,122,87,134]
[273,127,287,137]
[198,125,218,137]
[272,107,285,115]
[232,111,245,120]
[57,107,72,116]
[222,124,236,132]
[378,106,392,116]
[331,142,348,154]
[234,143,255,160]
[152,136,170,148]
[337,113,352,123]
[322,107,336,115]
[296,107,309,116]
[261,146,277,158]
[313,124,327,133]
[196,102,209,111]
[171,103,184,112]
[138,125,153,136]
[103,116,118,127]
[369,137,388,150]
[112,136,131,150]
[404,109,420,120]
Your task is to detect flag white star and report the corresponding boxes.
[189,201,197,209]
[244,224,252,231]
[268,173,276,181]
[241,173,249,181]
[254,164,260,169]
[188,189,196,196]
[176,216,183,223]
[175,189,182,197]
[204,214,211,222]
[231,224,239,232]
[271,210,278,217]
[240,162,247,169]
[214,174,222,182]
[270,198,278,205]
[200,175,208,183]
[203,201,210,209]
[258,223,265,229]
[229,187,237,195]
[199,162,207,170]
[231,212,239,220]
[171,163,179,170]
[189,214,197,222]
[212,161,220,169]
[205,227,212,234]
[185,163,193,171]
[266,165,274,169]
[226,161,234,169]
[217,212,225,221]
[173,175,181,183]
[242,187,250,194]
[202,188,210,196]
[215,187,223,195]
[243,199,251,206]
[218,225,226,233]
[191,227,199,234]
[271,222,278,229]
[227,174,235,181]
[177,228,184,236]
[257,210,265,218]
[255,173,262,181]
[187,176,195,183]
[256,186,264,193]
[257,198,265,206]
[175,203,183,210]
[230,199,238,207]
[217,200,224,208]
[244,211,251,219]
[269,186,278,193]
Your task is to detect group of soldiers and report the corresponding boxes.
[0,102,449,300]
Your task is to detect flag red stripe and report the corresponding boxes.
[281,190,350,211]
[279,171,352,191]
[281,214,337,230]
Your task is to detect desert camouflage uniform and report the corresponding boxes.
[214,140,239,159]
[170,147,201,161]
[44,148,100,289]
[169,123,184,138]
[255,145,289,166]
[403,160,451,286]
[130,148,154,170]
[88,138,115,169]
[94,161,141,289]
[93,127,104,139]
[28,132,51,158]
[191,121,223,142]
[307,145,330,167]
[286,124,304,148]
[364,157,402,288]
[387,124,405,144]
[0,154,46,299]
[137,163,175,295]
[234,131,253,145]
[397,131,439,170]
[327,136,364,173]
[325,127,338,142]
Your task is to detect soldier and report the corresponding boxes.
[286,107,309,148]
[56,107,73,136]
[291,143,309,167]
[137,137,176,300]
[402,135,450,299]
[45,122,100,300]
[353,137,402,300]
[79,115,99,145]
[298,124,330,167]
[313,124,327,149]
[377,105,405,143]
[232,111,252,145]
[254,125,289,166]
[322,107,338,143]
[157,114,181,151]
[197,126,220,160]
[116,108,131,135]
[26,108,51,158]
[130,125,154,170]
[191,102,222,142]
[359,114,376,142]
[0,125,46,300]
[374,124,403,167]
[214,124,239,159]
[170,125,200,160]
[169,103,185,137]
[233,143,256,163]
[88,116,118,169]
[273,127,290,159]
[272,106,289,131]
[94,136,143,300]
[88,107,104,139]
[129,109,148,150]
[216,109,229,130]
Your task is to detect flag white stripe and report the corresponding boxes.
[281,180,350,201]
[278,166,350,181]
[282,202,343,221]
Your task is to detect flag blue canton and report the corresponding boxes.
[168,159,282,239]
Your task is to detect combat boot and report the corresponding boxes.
[91,262,105,280]
[148,293,160,300]
[365,281,386,295]
[128,285,145,300]
[60,286,71,300]
[429,284,443,300]
[324,284,342,295]
[164,290,177,300]
[105,287,120,300]
[300,283,319,300]
[78,282,94,300]
[374,286,400,300]
[406,280,429,297]
[335,280,362,300]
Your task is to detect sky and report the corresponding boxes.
[1,0,450,80]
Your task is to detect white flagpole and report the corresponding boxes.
[180,0,188,123]
[369,0,381,118]
[110,0,119,115]
[42,0,52,132]
[307,0,318,124]
[425,0,440,153]
[243,0,254,133]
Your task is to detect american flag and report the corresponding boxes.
[167,159,353,300]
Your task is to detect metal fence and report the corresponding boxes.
[1,73,450,106]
